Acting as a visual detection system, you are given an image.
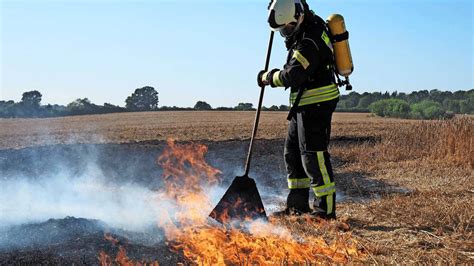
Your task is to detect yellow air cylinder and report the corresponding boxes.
[327,14,353,77]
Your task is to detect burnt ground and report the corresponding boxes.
[0,217,179,265]
[0,139,408,264]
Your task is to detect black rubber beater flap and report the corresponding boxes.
[209,175,267,225]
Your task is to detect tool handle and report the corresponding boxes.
[244,31,275,177]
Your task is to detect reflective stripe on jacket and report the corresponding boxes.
[290,84,339,106]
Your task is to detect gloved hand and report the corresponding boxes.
[257,69,279,87]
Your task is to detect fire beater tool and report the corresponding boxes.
[209,31,275,225]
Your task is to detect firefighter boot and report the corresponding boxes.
[274,188,311,216]
[312,194,336,220]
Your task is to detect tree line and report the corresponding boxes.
[1,86,472,119]
[0,86,287,118]
[338,89,473,119]
[1,86,159,118]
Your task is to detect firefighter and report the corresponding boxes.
[258,0,338,219]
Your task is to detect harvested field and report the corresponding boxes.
[0,112,472,264]
[0,111,415,149]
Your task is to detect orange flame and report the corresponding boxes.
[98,251,112,266]
[157,139,221,195]
[156,139,222,231]
[99,234,160,266]
[99,139,363,264]
[156,139,363,264]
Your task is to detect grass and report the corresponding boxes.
[1,111,472,263]
[319,116,474,263]
[377,116,473,166]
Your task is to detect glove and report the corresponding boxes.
[257,69,279,87]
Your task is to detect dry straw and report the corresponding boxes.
[380,117,473,168]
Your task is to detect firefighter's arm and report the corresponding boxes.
[269,39,319,88]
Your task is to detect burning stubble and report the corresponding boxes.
[118,139,362,264]
[1,139,363,263]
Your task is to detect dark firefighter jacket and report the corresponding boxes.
[269,14,339,107]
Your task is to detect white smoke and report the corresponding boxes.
[0,161,231,234]
[0,127,286,238]
[0,164,161,231]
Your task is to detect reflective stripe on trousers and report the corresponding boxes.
[312,151,335,214]
[287,177,311,189]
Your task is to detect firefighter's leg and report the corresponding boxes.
[282,113,311,214]
[311,151,336,218]
[297,102,337,218]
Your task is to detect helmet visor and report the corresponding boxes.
[279,22,297,37]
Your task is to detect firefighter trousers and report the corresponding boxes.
[284,100,338,216]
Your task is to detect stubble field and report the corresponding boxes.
[0,111,472,264]
[0,111,416,149]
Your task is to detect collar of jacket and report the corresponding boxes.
[284,11,320,50]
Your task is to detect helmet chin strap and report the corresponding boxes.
[281,14,305,38]
[294,14,305,33]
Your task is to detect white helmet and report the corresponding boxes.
[268,0,305,37]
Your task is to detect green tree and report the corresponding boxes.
[344,92,360,108]
[268,105,280,111]
[125,86,159,111]
[194,101,212,110]
[397,92,407,101]
[67,98,92,108]
[357,95,375,109]
[234,103,254,111]
[18,90,43,117]
[453,90,466,100]
[0,100,16,117]
[67,98,96,115]
[21,90,42,108]
[428,89,444,103]
[459,99,474,114]
[368,100,387,117]
[407,90,429,104]
[103,103,125,113]
[410,100,445,119]
[369,99,411,118]
[442,99,460,113]
[336,100,350,110]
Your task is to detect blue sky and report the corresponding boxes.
[1,0,473,107]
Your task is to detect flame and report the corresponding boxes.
[169,221,359,264]
[98,251,112,266]
[99,139,363,264]
[155,139,363,264]
[104,233,120,246]
[99,234,160,266]
[156,139,222,231]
